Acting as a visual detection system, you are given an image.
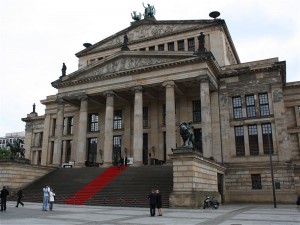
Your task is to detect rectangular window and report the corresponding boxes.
[113,110,122,130]
[246,95,256,117]
[194,128,202,154]
[262,123,273,154]
[177,40,184,51]
[251,174,262,189]
[248,125,259,155]
[67,117,73,135]
[88,113,99,132]
[162,104,166,126]
[149,46,155,51]
[192,100,201,122]
[52,119,56,136]
[259,93,270,116]
[139,48,146,51]
[232,96,242,119]
[158,44,164,51]
[143,106,148,128]
[168,42,174,51]
[235,126,245,156]
[188,38,195,51]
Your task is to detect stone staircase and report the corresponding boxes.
[19,165,173,208]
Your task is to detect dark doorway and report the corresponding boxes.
[87,138,97,166]
[163,132,166,162]
[113,135,122,166]
[217,173,224,203]
[143,133,148,165]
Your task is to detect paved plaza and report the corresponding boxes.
[0,201,299,225]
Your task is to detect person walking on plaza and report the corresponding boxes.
[148,189,156,216]
[156,189,163,216]
[16,188,24,207]
[0,186,9,211]
[49,188,55,211]
[42,185,50,211]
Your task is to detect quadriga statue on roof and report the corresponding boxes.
[179,121,195,148]
[142,2,156,18]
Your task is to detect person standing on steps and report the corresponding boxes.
[42,185,50,211]
[148,189,156,216]
[16,188,24,207]
[156,189,163,216]
[0,186,9,211]
[49,188,55,211]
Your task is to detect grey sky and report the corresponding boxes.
[0,0,299,137]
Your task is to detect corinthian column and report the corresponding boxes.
[103,91,115,166]
[200,78,212,158]
[133,86,143,166]
[77,95,88,165]
[162,81,176,160]
[53,97,64,165]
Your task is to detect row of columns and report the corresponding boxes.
[52,78,213,166]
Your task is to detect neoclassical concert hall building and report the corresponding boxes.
[22,9,300,203]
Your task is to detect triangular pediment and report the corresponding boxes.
[76,19,213,56]
[52,51,199,88]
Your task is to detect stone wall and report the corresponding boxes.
[169,148,225,208]
[0,159,55,193]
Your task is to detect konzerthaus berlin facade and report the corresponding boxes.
[22,12,300,203]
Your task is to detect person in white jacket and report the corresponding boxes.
[49,188,55,211]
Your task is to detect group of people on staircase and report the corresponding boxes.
[148,189,162,216]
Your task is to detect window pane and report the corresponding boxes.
[246,95,256,117]
[178,40,184,51]
[188,38,195,51]
[251,174,262,189]
[143,106,148,128]
[262,123,273,154]
[259,93,270,116]
[232,96,242,119]
[248,125,259,155]
[158,44,164,51]
[168,42,174,51]
[113,110,122,130]
[88,113,99,132]
[235,126,245,156]
[193,100,201,122]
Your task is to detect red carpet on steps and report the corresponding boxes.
[65,166,126,205]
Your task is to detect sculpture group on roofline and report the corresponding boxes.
[131,2,156,21]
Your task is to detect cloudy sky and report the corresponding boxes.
[0,0,299,137]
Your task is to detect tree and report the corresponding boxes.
[6,138,25,158]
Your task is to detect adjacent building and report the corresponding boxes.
[22,10,300,203]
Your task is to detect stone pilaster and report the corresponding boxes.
[41,113,51,166]
[77,95,88,166]
[53,97,64,166]
[103,91,115,166]
[133,86,143,166]
[200,78,212,158]
[162,81,176,160]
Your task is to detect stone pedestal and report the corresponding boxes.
[169,147,225,208]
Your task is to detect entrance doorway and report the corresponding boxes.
[87,138,97,166]
[143,133,148,165]
[113,135,122,166]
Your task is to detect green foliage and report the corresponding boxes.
[0,148,11,158]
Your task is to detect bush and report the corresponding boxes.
[0,148,11,158]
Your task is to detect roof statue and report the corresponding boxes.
[32,103,36,113]
[121,33,130,51]
[198,32,206,52]
[131,11,142,21]
[142,2,156,18]
[61,63,67,76]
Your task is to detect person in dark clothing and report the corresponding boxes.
[16,188,24,207]
[148,189,156,216]
[0,186,9,211]
[156,189,162,216]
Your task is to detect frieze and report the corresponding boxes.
[81,57,176,79]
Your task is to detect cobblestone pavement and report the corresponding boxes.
[0,201,299,225]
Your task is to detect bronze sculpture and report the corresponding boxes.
[179,121,195,148]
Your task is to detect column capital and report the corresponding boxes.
[56,96,65,105]
[162,80,175,88]
[103,91,115,97]
[198,77,209,84]
[78,94,89,101]
[132,86,143,93]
